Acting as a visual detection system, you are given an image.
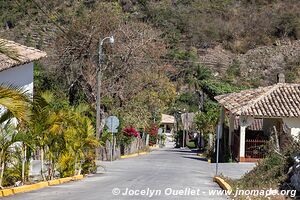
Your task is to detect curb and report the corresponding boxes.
[0,175,84,197]
[120,151,149,159]
[213,176,232,193]
[196,153,210,163]
[149,145,159,149]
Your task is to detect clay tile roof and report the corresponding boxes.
[161,114,175,124]
[234,117,263,131]
[0,38,47,72]
[215,83,300,118]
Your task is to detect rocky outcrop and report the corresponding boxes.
[197,39,300,85]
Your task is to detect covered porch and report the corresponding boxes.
[215,81,300,162]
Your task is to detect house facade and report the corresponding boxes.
[0,38,46,92]
[161,114,175,145]
[215,75,300,162]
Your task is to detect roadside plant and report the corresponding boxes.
[123,127,139,138]
[147,124,158,146]
[30,92,100,180]
[0,85,30,187]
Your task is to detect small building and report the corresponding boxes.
[0,38,46,93]
[161,114,175,143]
[0,39,46,176]
[215,75,300,162]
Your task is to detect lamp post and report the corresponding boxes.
[182,109,188,148]
[96,36,114,155]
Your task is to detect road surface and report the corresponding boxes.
[6,148,228,200]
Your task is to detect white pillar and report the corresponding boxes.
[228,112,234,146]
[146,134,149,146]
[239,125,246,159]
[239,116,254,162]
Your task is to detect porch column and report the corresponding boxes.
[228,112,234,146]
[239,116,254,162]
[239,125,246,161]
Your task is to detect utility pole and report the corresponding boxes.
[96,36,114,159]
[96,38,103,142]
[216,107,224,176]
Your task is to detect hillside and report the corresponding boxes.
[1,1,300,86]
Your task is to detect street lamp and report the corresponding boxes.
[96,36,114,148]
[182,108,187,148]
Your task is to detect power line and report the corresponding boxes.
[107,53,221,66]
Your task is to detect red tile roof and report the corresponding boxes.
[215,83,300,118]
[234,117,263,131]
[0,39,46,72]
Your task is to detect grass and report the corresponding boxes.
[186,140,196,149]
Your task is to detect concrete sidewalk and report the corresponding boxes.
[215,162,256,179]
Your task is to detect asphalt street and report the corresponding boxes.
[5,147,228,200]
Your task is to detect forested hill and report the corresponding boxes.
[0,0,300,119]
[1,0,300,86]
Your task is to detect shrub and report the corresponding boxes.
[123,127,139,137]
[147,124,158,146]
[58,153,75,178]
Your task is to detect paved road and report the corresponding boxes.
[6,148,228,200]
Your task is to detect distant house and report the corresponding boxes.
[161,114,175,143]
[215,74,300,162]
[0,38,46,93]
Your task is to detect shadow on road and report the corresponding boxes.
[181,156,208,162]
[165,148,200,154]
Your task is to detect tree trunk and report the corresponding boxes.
[0,161,5,187]
[22,144,27,184]
[77,160,82,176]
[74,155,78,176]
[40,148,46,181]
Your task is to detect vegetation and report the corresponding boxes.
[0,0,299,191]
[0,87,99,186]
[225,140,300,199]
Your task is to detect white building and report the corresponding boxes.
[0,38,46,93]
[215,74,300,162]
[0,39,46,176]
[161,114,175,145]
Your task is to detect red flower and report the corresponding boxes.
[123,127,139,138]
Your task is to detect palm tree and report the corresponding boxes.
[0,85,30,186]
[64,104,99,175]
[0,84,30,124]
[31,92,99,179]
[0,122,23,187]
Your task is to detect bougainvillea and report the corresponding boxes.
[147,124,158,146]
[123,127,139,137]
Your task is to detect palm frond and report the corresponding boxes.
[0,40,20,61]
[0,84,31,123]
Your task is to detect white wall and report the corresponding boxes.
[283,118,300,140]
[0,62,34,94]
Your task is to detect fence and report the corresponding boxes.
[245,139,267,159]
[98,137,146,161]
